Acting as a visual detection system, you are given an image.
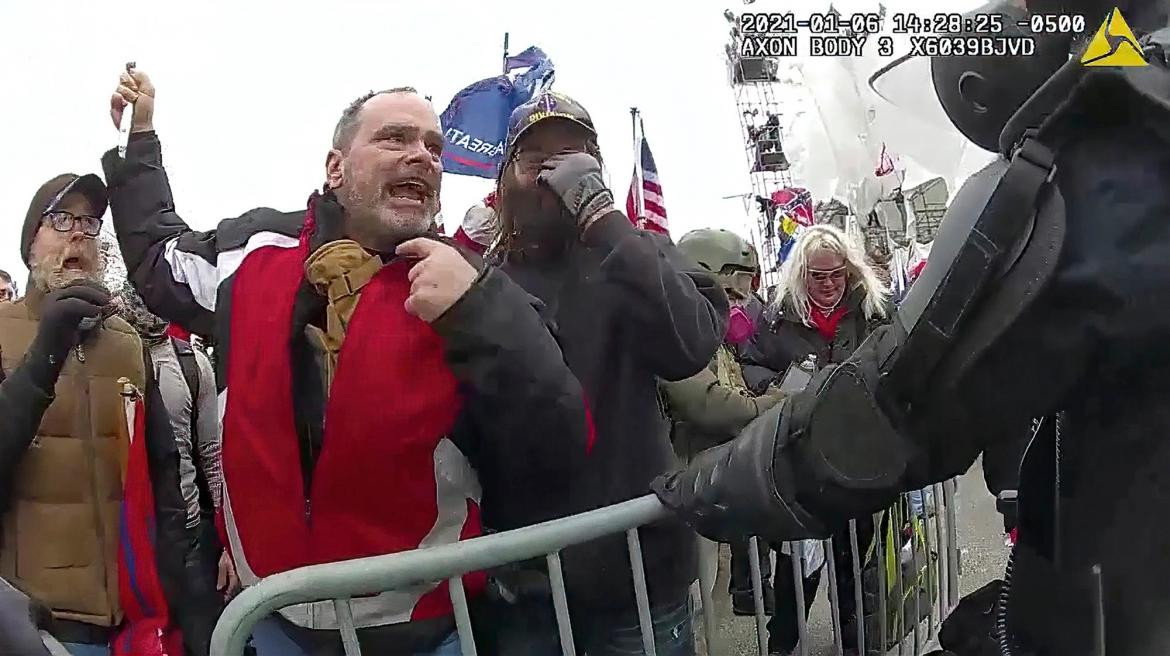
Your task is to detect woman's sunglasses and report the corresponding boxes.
[807,266,847,284]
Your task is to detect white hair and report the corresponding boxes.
[773,224,890,326]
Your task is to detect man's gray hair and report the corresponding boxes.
[332,87,420,150]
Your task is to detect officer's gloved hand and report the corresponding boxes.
[0,578,52,656]
[652,398,830,544]
[27,280,111,391]
[537,152,614,233]
[654,325,912,543]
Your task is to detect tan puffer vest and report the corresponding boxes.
[0,289,145,627]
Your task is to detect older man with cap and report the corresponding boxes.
[0,174,217,655]
[484,91,727,655]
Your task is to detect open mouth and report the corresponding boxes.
[63,256,85,271]
[386,179,432,206]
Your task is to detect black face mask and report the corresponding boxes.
[502,185,577,259]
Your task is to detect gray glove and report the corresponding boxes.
[537,152,615,228]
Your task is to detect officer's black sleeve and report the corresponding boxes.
[908,123,1166,488]
[582,211,729,381]
[655,125,1167,543]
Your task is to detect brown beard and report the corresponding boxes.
[498,185,577,259]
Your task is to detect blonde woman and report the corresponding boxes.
[743,224,891,656]
[758,224,891,370]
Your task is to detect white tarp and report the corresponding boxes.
[775,2,998,213]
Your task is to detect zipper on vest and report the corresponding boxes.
[77,370,115,623]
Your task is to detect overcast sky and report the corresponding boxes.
[1,0,983,291]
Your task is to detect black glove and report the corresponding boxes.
[651,400,830,543]
[653,327,914,543]
[537,153,615,230]
[26,280,110,391]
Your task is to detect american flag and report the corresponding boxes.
[625,137,669,235]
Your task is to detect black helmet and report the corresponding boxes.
[930,1,1072,152]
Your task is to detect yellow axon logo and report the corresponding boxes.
[1080,7,1147,66]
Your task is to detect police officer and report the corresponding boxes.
[653,0,1170,653]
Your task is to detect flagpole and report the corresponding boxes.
[629,107,640,159]
[630,107,642,222]
[502,33,510,74]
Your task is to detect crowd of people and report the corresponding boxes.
[0,66,935,656]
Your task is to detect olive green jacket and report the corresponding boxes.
[662,345,784,461]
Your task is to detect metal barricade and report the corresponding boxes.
[211,482,965,656]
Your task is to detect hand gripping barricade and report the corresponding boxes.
[210,488,964,656]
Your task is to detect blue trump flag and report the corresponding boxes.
[440,46,553,178]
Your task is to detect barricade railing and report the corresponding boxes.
[210,480,964,656]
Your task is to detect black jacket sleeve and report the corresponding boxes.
[581,211,728,381]
[0,350,58,513]
[102,132,220,337]
[433,266,590,471]
[142,380,218,656]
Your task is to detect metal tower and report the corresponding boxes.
[721,9,803,295]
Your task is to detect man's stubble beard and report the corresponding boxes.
[340,184,438,252]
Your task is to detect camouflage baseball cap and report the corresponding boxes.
[504,91,596,162]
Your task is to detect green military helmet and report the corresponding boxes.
[745,240,760,272]
[677,228,757,273]
[677,228,757,298]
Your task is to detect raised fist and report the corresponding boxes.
[110,68,155,134]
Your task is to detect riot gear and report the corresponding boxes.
[655,4,1170,653]
[929,1,1071,152]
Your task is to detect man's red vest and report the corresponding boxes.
[220,218,485,626]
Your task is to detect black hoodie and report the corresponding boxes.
[496,210,727,616]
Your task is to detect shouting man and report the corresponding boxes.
[104,70,590,656]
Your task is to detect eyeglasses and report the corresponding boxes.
[514,147,587,175]
[42,210,103,237]
[807,267,847,284]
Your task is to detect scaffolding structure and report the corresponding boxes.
[722,8,801,294]
[722,5,948,300]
